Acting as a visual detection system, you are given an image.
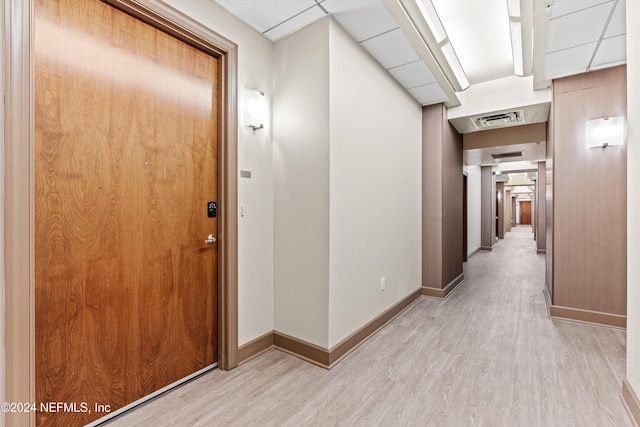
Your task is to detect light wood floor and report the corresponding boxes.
[107,226,631,426]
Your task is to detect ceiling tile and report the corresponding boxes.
[214,0,317,33]
[604,0,626,38]
[264,6,327,41]
[544,42,596,79]
[550,0,613,19]
[590,35,626,69]
[322,0,398,42]
[547,2,614,53]
[360,28,420,70]
[388,60,436,89]
[407,83,448,105]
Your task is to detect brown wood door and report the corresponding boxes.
[520,200,532,225]
[34,1,218,425]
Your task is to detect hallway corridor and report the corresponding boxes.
[109,226,630,426]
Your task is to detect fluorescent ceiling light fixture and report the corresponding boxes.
[509,20,523,76]
[415,0,469,91]
[507,0,524,76]
[586,116,625,148]
[416,0,447,43]
[441,42,470,90]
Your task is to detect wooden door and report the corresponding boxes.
[34,1,218,425]
[520,200,532,225]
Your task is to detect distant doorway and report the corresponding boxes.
[520,200,532,224]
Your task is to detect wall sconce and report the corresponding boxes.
[586,116,625,148]
[244,89,268,131]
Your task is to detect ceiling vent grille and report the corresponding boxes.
[491,151,523,159]
[473,110,524,129]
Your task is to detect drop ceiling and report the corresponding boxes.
[210,0,627,130]
[212,0,448,105]
[543,0,626,80]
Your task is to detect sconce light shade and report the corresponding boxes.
[586,116,625,148]
[245,89,268,131]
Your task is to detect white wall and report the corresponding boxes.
[162,0,274,345]
[328,20,422,348]
[273,19,331,347]
[463,165,481,257]
[272,17,423,349]
[626,0,640,399]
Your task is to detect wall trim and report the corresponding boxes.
[479,246,493,251]
[550,305,626,329]
[238,331,274,366]
[327,289,421,367]
[4,0,33,425]
[623,379,640,427]
[273,332,330,368]
[536,248,546,254]
[421,273,464,299]
[273,289,422,369]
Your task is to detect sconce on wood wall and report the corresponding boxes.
[586,116,625,148]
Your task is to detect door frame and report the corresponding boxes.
[4,1,239,425]
[462,172,467,262]
[520,200,532,225]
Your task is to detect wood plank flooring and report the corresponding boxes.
[107,226,631,426]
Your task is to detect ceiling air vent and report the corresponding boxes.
[473,110,524,129]
[491,151,523,160]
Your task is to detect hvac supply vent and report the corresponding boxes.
[491,151,523,159]
[473,110,524,129]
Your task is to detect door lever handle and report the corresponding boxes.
[204,234,217,244]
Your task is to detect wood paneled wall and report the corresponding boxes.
[497,182,505,239]
[422,104,444,289]
[552,66,627,316]
[537,161,546,253]
[442,109,464,287]
[422,103,463,291]
[505,190,512,232]
[480,166,496,250]
[546,101,554,298]
[463,123,546,150]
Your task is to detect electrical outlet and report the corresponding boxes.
[380,277,385,291]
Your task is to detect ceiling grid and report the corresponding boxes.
[212,0,627,144]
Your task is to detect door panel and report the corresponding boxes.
[520,200,532,225]
[34,0,218,425]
